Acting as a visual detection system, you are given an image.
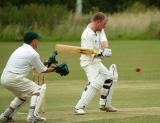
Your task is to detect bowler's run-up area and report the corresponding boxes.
[0,40,160,123]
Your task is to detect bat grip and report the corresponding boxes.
[94,53,103,58]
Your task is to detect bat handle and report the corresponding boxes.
[94,53,103,58]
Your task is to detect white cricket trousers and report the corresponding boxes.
[0,71,40,99]
[75,61,112,109]
[83,61,110,89]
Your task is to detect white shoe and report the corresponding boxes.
[27,115,46,122]
[99,105,118,112]
[0,113,15,122]
[74,109,86,115]
[105,105,118,112]
[99,105,106,111]
[36,115,46,121]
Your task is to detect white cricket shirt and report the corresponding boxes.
[3,43,47,75]
[80,26,108,66]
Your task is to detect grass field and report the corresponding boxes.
[0,40,160,123]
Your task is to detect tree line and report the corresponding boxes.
[0,0,160,13]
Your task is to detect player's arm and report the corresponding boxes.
[101,29,109,48]
[31,54,55,73]
[100,29,112,57]
[43,65,56,73]
[101,40,109,48]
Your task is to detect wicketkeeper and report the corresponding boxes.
[75,12,118,115]
[0,32,69,122]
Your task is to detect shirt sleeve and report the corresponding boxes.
[100,29,108,43]
[31,53,47,73]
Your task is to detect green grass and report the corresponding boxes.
[0,40,160,123]
[77,115,160,123]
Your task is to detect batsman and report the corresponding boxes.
[75,12,118,114]
[0,32,69,122]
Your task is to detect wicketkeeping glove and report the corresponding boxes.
[55,63,69,76]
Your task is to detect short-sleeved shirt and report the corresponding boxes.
[3,43,47,76]
[80,26,108,66]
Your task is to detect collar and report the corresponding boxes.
[23,43,33,49]
[87,26,97,35]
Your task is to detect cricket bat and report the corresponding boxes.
[55,44,99,56]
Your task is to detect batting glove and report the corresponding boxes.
[102,48,112,57]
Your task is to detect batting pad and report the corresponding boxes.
[34,84,46,115]
[109,64,118,81]
[75,85,97,109]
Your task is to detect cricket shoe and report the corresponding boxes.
[35,115,46,121]
[99,105,118,112]
[0,113,15,122]
[74,108,86,115]
[27,115,46,122]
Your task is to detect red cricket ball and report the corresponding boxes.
[136,68,141,72]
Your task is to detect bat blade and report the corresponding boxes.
[55,44,98,56]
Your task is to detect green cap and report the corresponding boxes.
[24,32,39,44]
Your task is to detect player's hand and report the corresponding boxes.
[102,48,112,57]
[44,60,49,67]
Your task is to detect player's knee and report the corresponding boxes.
[19,97,27,102]
[84,82,90,91]
[90,82,102,90]
[102,79,113,89]
[10,97,26,109]
[104,79,112,84]
[31,84,46,96]
[31,88,41,96]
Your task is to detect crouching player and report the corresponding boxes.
[75,12,118,115]
[0,32,69,122]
